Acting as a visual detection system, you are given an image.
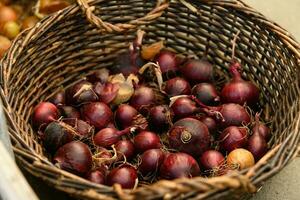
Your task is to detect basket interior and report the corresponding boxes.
[2,0,300,194]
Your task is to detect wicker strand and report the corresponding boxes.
[77,0,170,33]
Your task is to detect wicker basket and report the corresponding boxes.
[1,0,300,199]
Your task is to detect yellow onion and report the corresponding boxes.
[227,148,255,170]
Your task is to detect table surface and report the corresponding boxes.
[25,1,300,200]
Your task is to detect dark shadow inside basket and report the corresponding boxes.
[6,0,300,195]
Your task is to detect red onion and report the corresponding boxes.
[32,102,59,129]
[139,149,165,176]
[149,105,173,130]
[219,126,248,152]
[171,97,199,120]
[49,91,65,106]
[81,102,113,129]
[93,127,133,148]
[164,77,191,97]
[115,104,138,129]
[86,167,107,185]
[195,99,251,128]
[107,165,138,189]
[154,50,178,74]
[168,118,210,157]
[43,121,74,153]
[247,133,268,161]
[192,83,220,106]
[130,86,155,111]
[253,113,271,140]
[134,131,161,153]
[159,152,200,180]
[59,106,80,119]
[180,59,213,83]
[200,150,225,170]
[221,62,259,107]
[87,68,110,83]
[54,141,93,175]
[66,80,98,105]
[199,116,218,135]
[115,140,135,161]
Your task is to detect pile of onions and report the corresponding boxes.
[31,30,271,189]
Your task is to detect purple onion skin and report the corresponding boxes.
[115,140,135,161]
[221,62,260,107]
[164,77,191,97]
[219,104,251,128]
[171,97,197,120]
[199,116,218,135]
[253,114,271,141]
[54,141,93,176]
[219,126,248,152]
[81,102,113,130]
[32,102,59,129]
[168,118,211,157]
[200,150,225,170]
[130,86,155,111]
[247,133,268,161]
[180,59,213,83]
[86,168,107,185]
[107,165,138,189]
[192,83,220,106]
[134,131,161,153]
[159,152,200,180]
[93,128,121,148]
[139,149,165,176]
[155,50,178,74]
[149,105,173,130]
[115,104,138,129]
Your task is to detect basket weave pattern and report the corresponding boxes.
[1,0,300,199]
